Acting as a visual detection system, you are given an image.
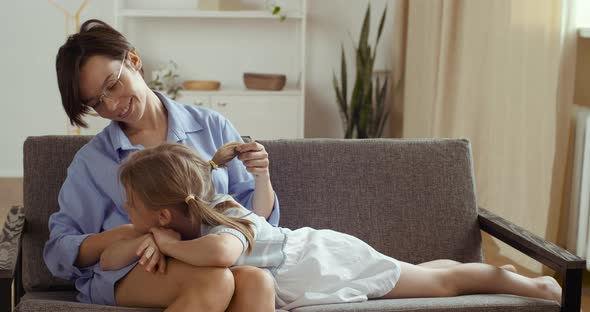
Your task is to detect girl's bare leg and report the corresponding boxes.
[115,259,234,312]
[381,261,560,302]
[226,266,275,312]
[418,259,517,273]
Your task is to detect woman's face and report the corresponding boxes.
[79,54,147,124]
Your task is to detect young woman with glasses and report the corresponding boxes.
[44,19,279,312]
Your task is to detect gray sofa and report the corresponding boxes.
[0,136,585,311]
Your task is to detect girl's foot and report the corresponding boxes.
[534,276,562,303]
[499,264,517,273]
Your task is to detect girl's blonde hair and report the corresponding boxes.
[119,142,255,253]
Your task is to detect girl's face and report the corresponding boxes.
[78,54,148,124]
[124,190,161,234]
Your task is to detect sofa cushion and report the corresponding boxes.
[291,295,559,312]
[17,291,160,311]
[16,291,292,312]
[16,292,558,312]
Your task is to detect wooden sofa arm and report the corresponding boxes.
[0,205,25,312]
[478,207,585,312]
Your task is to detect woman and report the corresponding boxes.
[43,19,279,311]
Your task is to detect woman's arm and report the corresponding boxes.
[44,158,142,280]
[236,142,275,219]
[153,228,244,267]
[220,119,280,224]
[252,173,275,220]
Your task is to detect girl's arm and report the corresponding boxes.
[77,224,143,268]
[99,233,150,271]
[153,228,244,267]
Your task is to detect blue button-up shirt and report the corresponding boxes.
[43,91,280,305]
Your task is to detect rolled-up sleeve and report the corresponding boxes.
[220,119,280,226]
[43,157,108,281]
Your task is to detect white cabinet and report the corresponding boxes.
[175,92,210,108]
[115,0,307,139]
[210,95,301,139]
[175,90,303,139]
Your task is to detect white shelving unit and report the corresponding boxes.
[113,0,307,139]
[119,9,305,19]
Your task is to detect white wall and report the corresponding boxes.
[0,0,396,177]
[578,0,590,27]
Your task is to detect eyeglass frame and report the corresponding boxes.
[83,52,127,110]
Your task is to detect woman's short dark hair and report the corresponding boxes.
[56,19,139,128]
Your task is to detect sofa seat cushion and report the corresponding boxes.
[16,292,558,312]
[291,294,559,312]
[16,291,291,312]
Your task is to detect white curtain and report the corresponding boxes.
[398,0,578,274]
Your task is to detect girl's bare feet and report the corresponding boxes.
[534,276,562,303]
[499,264,517,273]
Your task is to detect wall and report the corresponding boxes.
[0,0,397,180]
[574,36,590,106]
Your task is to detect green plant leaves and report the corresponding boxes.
[333,4,396,138]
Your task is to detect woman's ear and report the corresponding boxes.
[127,50,142,72]
[158,208,173,227]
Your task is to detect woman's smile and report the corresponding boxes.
[118,97,133,119]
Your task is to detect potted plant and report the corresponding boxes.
[332,4,401,138]
[147,60,182,100]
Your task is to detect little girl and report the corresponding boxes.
[109,142,562,311]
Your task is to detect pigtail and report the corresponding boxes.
[209,142,242,170]
[185,195,255,254]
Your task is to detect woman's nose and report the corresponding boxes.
[102,96,121,113]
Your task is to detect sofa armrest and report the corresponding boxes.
[0,205,25,312]
[478,207,585,312]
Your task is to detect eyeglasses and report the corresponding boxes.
[84,52,126,110]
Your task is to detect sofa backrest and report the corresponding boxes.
[22,136,482,291]
[23,136,94,291]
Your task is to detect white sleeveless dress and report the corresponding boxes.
[203,195,401,310]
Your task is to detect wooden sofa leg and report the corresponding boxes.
[561,268,582,312]
[0,277,12,312]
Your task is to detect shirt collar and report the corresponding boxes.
[107,90,204,161]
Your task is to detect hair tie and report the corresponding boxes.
[185,194,196,204]
[208,160,219,171]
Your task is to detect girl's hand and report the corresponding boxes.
[135,234,166,273]
[236,142,270,178]
[150,227,181,254]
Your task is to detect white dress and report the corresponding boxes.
[202,195,402,310]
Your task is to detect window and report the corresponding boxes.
[578,0,590,28]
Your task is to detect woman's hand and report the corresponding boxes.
[135,233,167,273]
[236,142,270,179]
[150,227,181,255]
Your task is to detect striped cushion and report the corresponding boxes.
[0,205,25,273]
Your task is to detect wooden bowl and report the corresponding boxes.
[243,73,286,91]
[183,80,221,91]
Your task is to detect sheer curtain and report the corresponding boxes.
[397,0,578,274]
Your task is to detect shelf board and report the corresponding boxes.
[179,88,302,96]
[119,9,304,19]
[580,28,590,39]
